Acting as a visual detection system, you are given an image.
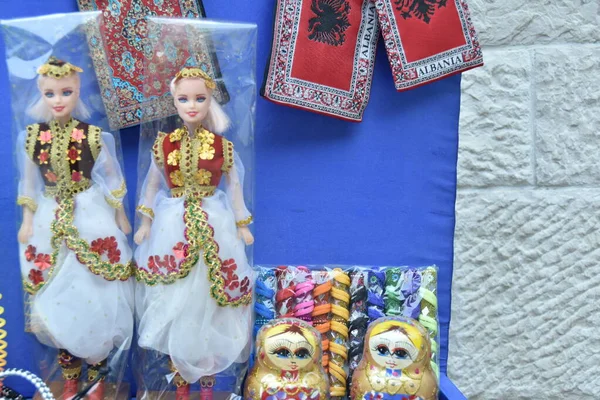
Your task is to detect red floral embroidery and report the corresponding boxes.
[39,130,52,144]
[89,236,120,263]
[34,253,51,271]
[221,259,238,280]
[107,248,121,263]
[91,238,105,253]
[221,259,241,291]
[148,256,159,273]
[45,170,58,183]
[67,146,82,164]
[25,245,36,262]
[71,171,82,182]
[71,128,86,143]
[28,269,44,285]
[147,255,177,273]
[38,149,50,165]
[104,236,118,251]
[172,242,187,260]
[240,276,250,293]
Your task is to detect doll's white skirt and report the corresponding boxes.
[19,185,134,364]
[135,191,253,383]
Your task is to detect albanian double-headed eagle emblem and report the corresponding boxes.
[394,0,448,23]
[307,0,352,47]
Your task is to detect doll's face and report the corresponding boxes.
[39,74,80,120]
[173,78,213,125]
[264,330,315,372]
[369,328,419,370]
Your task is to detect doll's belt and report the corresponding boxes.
[171,185,216,199]
[44,182,91,198]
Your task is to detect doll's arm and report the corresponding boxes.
[225,152,254,245]
[92,132,127,208]
[16,131,43,244]
[92,132,131,233]
[225,151,252,226]
[134,160,163,244]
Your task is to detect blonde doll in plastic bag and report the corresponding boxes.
[16,57,134,399]
[134,66,254,400]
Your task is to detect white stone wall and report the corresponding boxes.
[448,1,600,398]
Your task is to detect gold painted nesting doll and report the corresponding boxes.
[351,316,438,400]
[244,318,329,400]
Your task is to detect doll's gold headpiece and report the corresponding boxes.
[37,56,83,79]
[174,67,216,90]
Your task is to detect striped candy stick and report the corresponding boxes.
[367,269,386,323]
[293,266,315,324]
[312,271,332,371]
[328,268,350,399]
[275,266,296,318]
[347,269,368,394]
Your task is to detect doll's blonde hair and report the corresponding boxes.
[28,72,91,122]
[170,76,230,134]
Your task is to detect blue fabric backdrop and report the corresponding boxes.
[0,0,460,396]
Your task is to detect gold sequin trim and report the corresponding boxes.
[25,124,40,160]
[197,128,214,144]
[174,67,216,90]
[38,56,83,78]
[199,143,215,160]
[17,196,37,212]
[222,139,234,173]
[60,366,82,380]
[196,169,212,185]
[135,197,252,307]
[236,215,253,228]
[111,180,126,199]
[170,185,216,198]
[105,196,123,209]
[136,205,155,219]
[167,149,181,166]
[23,196,133,294]
[169,128,184,142]
[44,180,91,198]
[153,132,167,168]
[88,125,102,160]
[170,170,184,187]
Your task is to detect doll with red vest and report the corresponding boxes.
[16,56,134,400]
[134,66,255,400]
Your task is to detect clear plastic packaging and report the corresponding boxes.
[132,18,257,400]
[253,265,440,400]
[351,316,439,400]
[244,318,329,400]
[1,12,134,400]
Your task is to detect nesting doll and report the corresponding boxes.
[245,318,329,400]
[351,317,438,400]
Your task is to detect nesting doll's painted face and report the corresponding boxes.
[39,73,80,120]
[173,78,213,125]
[264,325,316,372]
[368,325,420,370]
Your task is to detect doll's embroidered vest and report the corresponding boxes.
[25,119,101,198]
[136,126,251,308]
[152,126,233,199]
